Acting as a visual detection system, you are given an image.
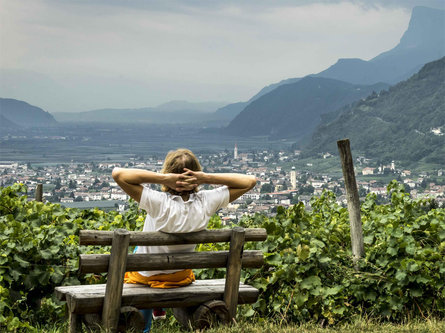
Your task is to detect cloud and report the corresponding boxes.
[0,0,431,112]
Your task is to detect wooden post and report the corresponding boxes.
[337,139,364,263]
[35,183,43,202]
[102,229,130,333]
[224,227,245,322]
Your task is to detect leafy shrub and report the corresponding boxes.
[239,180,445,324]
[0,181,444,330]
[0,184,145,331]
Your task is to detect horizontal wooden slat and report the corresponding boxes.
[79,250,263,274]
[55,279,259,314]
[79,228,267,246]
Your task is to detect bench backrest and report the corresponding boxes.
[79,228,267,274]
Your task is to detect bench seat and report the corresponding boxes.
[55,279,259,315]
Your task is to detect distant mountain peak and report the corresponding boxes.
[315,6,445,85]
[396,6,445,50]
[0,98,57,129]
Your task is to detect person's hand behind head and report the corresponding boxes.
[182,168,206,185]
[168,172,197,192]
[162,173,194,192]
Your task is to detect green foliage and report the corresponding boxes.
[356,180,445,318]
[1,182,444,330]
[238,182,445,324]
[0,184,145,331]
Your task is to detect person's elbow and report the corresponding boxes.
[247,176,257,190]
[112,167,122,182]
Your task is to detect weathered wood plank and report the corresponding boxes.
[55,279,238,301]
[57,280,259,314]
[79,250,263,274]
[79,228,267,246]
[224,227,245,322]
[102,229,130,332]
[56,279,234,300]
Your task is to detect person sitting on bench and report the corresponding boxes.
[112,148,256,332]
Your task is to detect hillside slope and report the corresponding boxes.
[0,114,19,130]
[225,77,388,139]
[309,57,445,164]
[0,98,57,128]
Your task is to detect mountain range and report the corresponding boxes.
[52,101,227,124]
[309,57,445,164]
[224,6,445,138]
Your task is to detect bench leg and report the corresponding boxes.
[173,300,230,330]
[69,311,81,333]
[172,306,197,330]
[66,295,82,333]
[194,300,230,329]
[118,306,146,332]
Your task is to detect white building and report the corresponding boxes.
[111,192,128,200]
[362,167,374,175]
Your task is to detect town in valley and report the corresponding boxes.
[2,145,444,224]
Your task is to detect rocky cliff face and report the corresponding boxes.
[317,6,445,85]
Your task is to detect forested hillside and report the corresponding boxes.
[225,77,388,139]
[309,57,445,164]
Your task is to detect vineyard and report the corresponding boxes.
[0,182,444,331]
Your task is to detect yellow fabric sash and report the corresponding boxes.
[124,269,195,289]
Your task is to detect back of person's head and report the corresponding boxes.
[161,148,202,194]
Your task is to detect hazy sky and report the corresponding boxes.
[1,0,444,112]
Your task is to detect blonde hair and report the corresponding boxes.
[161,148,202,194]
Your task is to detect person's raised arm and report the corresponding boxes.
[181,168,256,202]
[111,168,197,202]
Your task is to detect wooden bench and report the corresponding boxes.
[55,227,267,332]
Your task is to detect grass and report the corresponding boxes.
[35,317,445,333]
